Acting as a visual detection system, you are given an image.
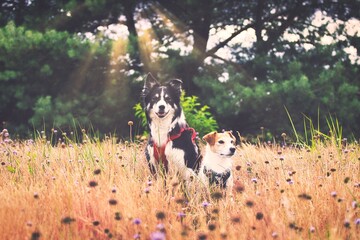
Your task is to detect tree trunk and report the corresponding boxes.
[123,0,143,73]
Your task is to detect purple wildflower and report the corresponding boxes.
[355,218,360,226]
[177,212,186,218]
[271,232,278,238]
[150,231,166,240]
[156,223,165,231]
[202,201,210,208]
[133,218,141,225]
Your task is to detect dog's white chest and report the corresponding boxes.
[149,116,173,147]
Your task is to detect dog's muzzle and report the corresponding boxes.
[156,105,168,118]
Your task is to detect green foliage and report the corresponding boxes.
[180,94,218,137]
[134,93,218,137]
[134,103,147,130]
[286,107,346,150]
[0,22,139,137]
[194,43,360,139]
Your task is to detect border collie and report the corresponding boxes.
[199,131,236,189]
[141,73,202,180]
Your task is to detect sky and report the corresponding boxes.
[94,10,360,66]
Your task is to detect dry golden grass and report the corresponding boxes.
[0,132,359,240]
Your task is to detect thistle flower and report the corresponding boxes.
[133,218,141,225]
[355,218,360,226]
[150,231,166,240]
[156,223,166,232]
[271,232,278,238]
[201,201,210,208]
[330,191,337,197]
[177,212,186,219]
[309,226,315,233]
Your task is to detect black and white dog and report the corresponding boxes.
[141,73,202,180]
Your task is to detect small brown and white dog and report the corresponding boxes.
[199,131,236,190]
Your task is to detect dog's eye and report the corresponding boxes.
[218,140,224,144]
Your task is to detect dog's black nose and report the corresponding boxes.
[159,105,165,111]
[230,147,236,154]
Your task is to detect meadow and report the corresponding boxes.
[0,128,359,240]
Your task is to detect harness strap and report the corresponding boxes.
[153,127,197,170]
[170,127,197,142]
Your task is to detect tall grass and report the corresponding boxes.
[0,128,359,239]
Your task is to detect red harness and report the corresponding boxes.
[153,127,197,169]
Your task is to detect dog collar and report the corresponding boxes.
[203,166,231,188]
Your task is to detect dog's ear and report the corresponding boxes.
[203,131,217,146]
[167,79,183,95]
[142,73,159,97]
[227,131,236,140]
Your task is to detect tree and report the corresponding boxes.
[0,22,136,136]
[1,0,359,138]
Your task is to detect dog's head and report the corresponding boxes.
[203,131,236,157]
[141,73,183,120]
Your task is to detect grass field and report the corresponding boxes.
[0,129,359,240]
